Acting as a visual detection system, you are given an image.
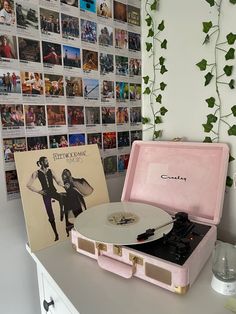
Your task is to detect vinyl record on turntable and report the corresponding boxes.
[74,202,173,245]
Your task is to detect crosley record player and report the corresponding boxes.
[71,141,229,294]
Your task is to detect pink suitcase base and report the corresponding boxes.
[72,141,229,294]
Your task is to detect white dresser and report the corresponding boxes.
[28,240,232,314]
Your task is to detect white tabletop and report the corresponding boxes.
[31,240,232,314]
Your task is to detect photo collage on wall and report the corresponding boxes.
[0,0,142,199]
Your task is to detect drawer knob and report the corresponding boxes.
[43,299,54,312]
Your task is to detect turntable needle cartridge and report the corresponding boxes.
[137,219,176,242]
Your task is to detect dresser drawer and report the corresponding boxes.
[41,274,73,314]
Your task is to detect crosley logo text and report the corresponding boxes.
[161,175,187,182]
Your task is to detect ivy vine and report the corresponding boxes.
[142,0,168,140]
[196,0,236,187]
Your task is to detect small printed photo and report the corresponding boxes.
[21,72,44,95]
[98,24,113,46]
[67,105,84,125]
[118,130,129,148]
[129,83,141,101]
[24,105,46,126]
[65,76,83,97]
[42,41,62,65]
[49,134,68,148]
[100,53,113,75]
[129,58,141,76]
[130,106,141,123]
[103,155,117,175]
[85,106,100,125]
[130,130,142,144]
[18,37,41,63]
[40,8,60,34]
[102,106,115,124]
[80,0,96,13]
[5,170,19,195]
[81,19,97,44]
[27,136,48,150]
[69,133,85,146]
[3,137,26,162]
[47,105,66,126]
[0,69,21,93]
[0,34,17,59]
[82,49,98,72]
[63,45,81,68]
[118,154,129,172]
[87,132,102,148]
[116,81,129,101]
[103,131,116,149]
[44,73,64,96]
[116,107,128,124]
[97,0,112,18]
[83,78,99,99]
[0,0,15,25]
[114,1,127,23]
[1,104,24,127]
[115,55,128,76]
[61,0,78,8]
[115,28,128,49]
[128,5,140,26]
[16,2,38,30]
[101,80,114,100]
[61,13,79,39]
[128,32,141,51]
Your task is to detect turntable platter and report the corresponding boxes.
[74,202,173,245]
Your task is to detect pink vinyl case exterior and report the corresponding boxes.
[72,141,229,294]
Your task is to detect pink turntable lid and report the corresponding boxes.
[121,141,229,225]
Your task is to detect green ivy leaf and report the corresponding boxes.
[150,0,158,10]
[228,125,236,135]
[207,114,218,123]
[225,48,235,60]
[205,0,215,6]
[146,42,153,52]
[143,75,150,84]
[229,79,235,89]
[203,21,213,33]
[231,105,236,116]
[226,32,236,45]
[154,130,162,138]
[145,15,152,27]
[142,117,150,124]
[202,123,213,132]
[229,0,236,4]
[203,34,210,44]
[159,56,165,65]
[160,106,168,115]
[226,176,233,187]
[223,65,233,76]
[204,72,214,86]
[203,137,213,143]
[160,82,167,90]
[196,59,207,71]
[160,65,168,74]
[156,94,162,103]
[158,20,165,31]
[229,154,235,162]
[205,97,216,108]
[143,87,151,94]
[161,39,167,49]
[148,28,154,37]
[155,116,162,124]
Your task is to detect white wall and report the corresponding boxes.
[142,0,236,242]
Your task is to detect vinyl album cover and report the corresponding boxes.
[14,144,109,251]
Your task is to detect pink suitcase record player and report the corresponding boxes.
[71,141,229,294]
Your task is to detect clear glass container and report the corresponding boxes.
[211,242,236,295]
